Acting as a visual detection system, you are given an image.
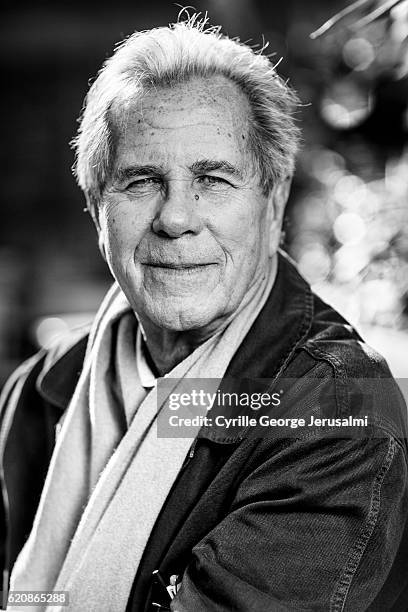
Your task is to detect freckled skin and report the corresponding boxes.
[97,76,290,373]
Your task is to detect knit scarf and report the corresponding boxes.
[9,259,276,612]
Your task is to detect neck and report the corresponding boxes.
[137,257,278,376]
[136,316,224,376]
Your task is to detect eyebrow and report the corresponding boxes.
[189,159,244,180]
[113,165,162,183]
[113,159,244,184]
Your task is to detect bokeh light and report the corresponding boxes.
[320,79,374,129]
[35,317,69,349]
[342,37,375,71]
[333,212,366,245]
[333,244,370,282]
[298,243,331,284]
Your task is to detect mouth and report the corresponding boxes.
[143,262,216,270]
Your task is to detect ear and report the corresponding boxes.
[85,194,100,230]
[98,230,107,262]
[266,175,293,257]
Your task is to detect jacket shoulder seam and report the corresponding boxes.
[274,288,314,379]
[301,342,346,375]
[300,344,349,417]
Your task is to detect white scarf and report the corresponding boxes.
[9,259,276,612]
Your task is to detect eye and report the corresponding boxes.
[126,177,162,192]
[197,175,231,188]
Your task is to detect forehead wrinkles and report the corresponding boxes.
[110,76,254,156]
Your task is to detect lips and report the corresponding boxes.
[145,262,214,269]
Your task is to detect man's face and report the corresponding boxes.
[98,76,284,332]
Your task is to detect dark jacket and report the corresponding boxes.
[1,254,408,612]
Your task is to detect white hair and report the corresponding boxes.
[72,13,301,211]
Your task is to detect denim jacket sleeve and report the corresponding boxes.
[170,431,408,612]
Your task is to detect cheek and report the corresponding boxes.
[99,201,145,260]
[100,215,123,262]
[208,197,267,260]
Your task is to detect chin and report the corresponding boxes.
[146,299,219,332]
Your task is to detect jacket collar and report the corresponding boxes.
[37,327,89,410]
[38,251,314,439]
[225,251,313,380]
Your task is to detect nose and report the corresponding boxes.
[152,182,203,238]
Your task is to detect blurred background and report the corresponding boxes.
[1,0,407,385]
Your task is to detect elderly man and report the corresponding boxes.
[1,15,408,612]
